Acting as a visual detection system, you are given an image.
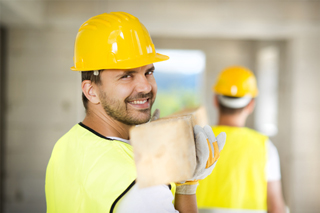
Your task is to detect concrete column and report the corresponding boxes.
[287,34,320,213]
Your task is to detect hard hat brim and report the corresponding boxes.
[70,53,169,71]
[218,95,252,109]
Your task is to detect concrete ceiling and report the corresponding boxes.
[1,0,320,39]
[0,0,45,27]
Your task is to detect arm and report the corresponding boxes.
[266,140,286,213]
[174,125,226,213]
[267,180,286,213]
[175,194,198,213]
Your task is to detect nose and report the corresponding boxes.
[135,74,152,94]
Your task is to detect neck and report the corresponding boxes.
[218,113,247,127]
[82,107,131,140]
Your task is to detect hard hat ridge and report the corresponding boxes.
[80,12,136,29]
[109,11,137,21]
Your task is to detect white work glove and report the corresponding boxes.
[150,109,160,122]
[176,125,226,195]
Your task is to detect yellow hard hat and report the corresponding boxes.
[213,66,258,98]
[71,12,169,71]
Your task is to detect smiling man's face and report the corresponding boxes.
[97,64,157,125]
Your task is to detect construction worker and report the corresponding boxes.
[45,12,226,213]
[196,66,286,213]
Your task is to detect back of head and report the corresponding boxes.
[213,66,258,115]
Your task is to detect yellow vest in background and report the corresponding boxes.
[196,126,268,211]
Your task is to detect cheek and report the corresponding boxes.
[100,83,130,102]
[114,84,133,101]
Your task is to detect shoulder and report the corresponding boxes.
[243,128,269,146]
[266,139,281,181]
[242,127,267,137]
[51,123,135,171]
[212,126,268,139]
[266,140,279,158]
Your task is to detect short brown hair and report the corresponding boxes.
[81,71,102,110]
[218,96,246,115]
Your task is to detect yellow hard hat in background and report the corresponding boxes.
[71,12,169,71]
[213,66,258,98]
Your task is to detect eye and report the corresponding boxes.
[145,70,154,76]
[121,74,132,79]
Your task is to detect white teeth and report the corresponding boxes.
[131,100,147,104]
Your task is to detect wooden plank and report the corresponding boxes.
[170,106,208,127]
[130,115,197,188]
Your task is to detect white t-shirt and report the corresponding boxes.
[115,184,178,213]
[266,140,281,181]
[112,137,281,212]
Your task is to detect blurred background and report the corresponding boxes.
[0,0,320,212]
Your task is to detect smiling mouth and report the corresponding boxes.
[129,99,147,104]
[127,98,150,109]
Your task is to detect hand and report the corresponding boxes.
[192,125,226,180]
[176,125,226,194]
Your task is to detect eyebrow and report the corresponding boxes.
[147,66,155,72]
[116,66,155,78]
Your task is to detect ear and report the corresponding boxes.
[81,80,100,105]
[246,99,255,114]
[213,95,219,108]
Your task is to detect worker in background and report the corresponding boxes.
[196,66,286,213]
[45,12,226,213]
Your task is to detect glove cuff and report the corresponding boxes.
[175,181,199,195]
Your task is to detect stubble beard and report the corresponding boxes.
[99,91,154,126]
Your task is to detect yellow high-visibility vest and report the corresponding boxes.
[46,123,175,213]
[196,126,268,212]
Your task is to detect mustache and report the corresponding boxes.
[125,92,153,102]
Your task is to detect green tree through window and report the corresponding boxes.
[153,49,205,117]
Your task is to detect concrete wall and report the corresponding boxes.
[286,35,320,212]
[4,28,83,212]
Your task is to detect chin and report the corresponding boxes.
[136,116,151,124]
[131,113,151,125]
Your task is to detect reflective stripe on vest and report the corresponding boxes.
[196,126,268,210]
[170,182,176,204]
